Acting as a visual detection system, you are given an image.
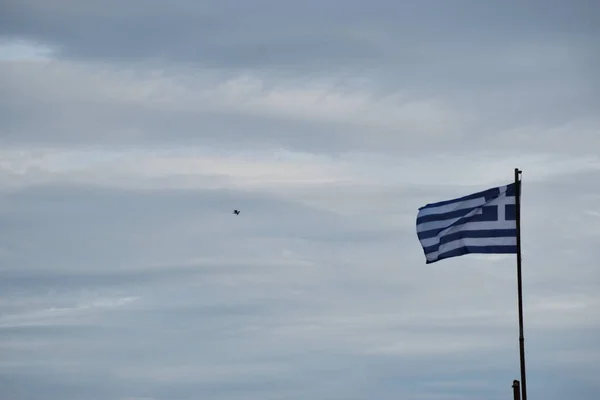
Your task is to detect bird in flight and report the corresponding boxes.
[233,209,240,215]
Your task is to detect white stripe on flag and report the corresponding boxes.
[425,236,517,262]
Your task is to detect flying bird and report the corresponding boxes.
[233,209,240,215]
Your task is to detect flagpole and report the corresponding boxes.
[514,168,527,400]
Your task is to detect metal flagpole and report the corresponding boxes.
[514,168,527,400]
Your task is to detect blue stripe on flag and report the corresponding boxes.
[428,245,518,264]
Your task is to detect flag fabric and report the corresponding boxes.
[416,183,518,263]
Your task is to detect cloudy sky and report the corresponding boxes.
[1,1,599,399]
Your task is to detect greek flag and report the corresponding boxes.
[416,183,517,263]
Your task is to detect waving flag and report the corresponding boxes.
[416,183,517,263]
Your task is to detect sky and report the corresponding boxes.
[0,1,599,399]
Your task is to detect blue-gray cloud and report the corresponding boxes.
[1,0,599,153]
[3,0,599,68]
[1,1,599,399]
[1,168,599,399]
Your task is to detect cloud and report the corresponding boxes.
[0,38,55,61]
[1,163,599,399]
[3,0,599,68]
[0,59,464,153]
[0,296,139,329]
[1,21,598,155]
[1,1,600,399]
